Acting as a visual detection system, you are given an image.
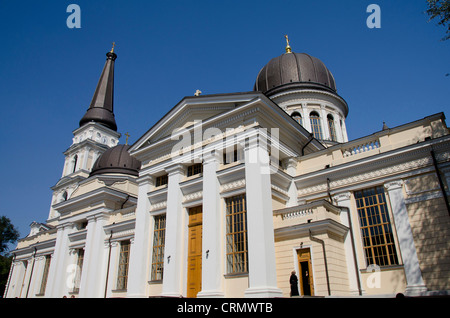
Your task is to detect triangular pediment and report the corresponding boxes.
[130,92,263,152]
[129,91,325,163]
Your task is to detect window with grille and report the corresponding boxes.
[355,186,399,267]
[155,174,168,187]
[117,240,131,290]
[187,163,203,177]
[310,112,323,140]
[151,214,166,281]
[225,194,248,274]
[38,255,51,295]
[327,115,337,142]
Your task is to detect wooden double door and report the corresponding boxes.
[187,206,202,298]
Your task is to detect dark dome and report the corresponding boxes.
[254,52,336,96]
[90,144,141,177]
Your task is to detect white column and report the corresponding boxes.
[384,180,427,295]
[244,134,283,298]
[161,164,186,297]
[333,192,364,296]
[4,261,24,298]
[320,106,330,141]
[302,106,312,133]
[79,215,108,297]
[284,157,298,207]
[127,175,153,297]
[105,241,120,297]
[47,223,74,297]
[198,150,224,298]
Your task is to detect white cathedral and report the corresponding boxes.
[4,40,450,298]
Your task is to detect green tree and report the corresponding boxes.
[0,216,20,297]
[426,0,450,40]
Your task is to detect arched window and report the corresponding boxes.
[327,114,337,142]
[72,155,78,173]
[309,112,323,140]
[291,112,302,125]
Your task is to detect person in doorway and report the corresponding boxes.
[290,270,299,297]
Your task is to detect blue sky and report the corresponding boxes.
[0,0,448,244]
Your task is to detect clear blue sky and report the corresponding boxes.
[0,0,448,244]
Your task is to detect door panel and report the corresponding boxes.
[187,206,202,298]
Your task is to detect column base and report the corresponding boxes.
[405,284,427,296]
[244,286,283,298]
[197,290,225,298]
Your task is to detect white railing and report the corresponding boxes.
[342,139,380,157]
[281,208,313,220]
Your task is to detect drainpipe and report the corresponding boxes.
[309,230,331,296]
[25,247,37,298]
[430,150,450,216]
[104,230,113,298]
[301,134,314,156]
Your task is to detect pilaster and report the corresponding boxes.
[384,180,427,295]
[333,192,364,296]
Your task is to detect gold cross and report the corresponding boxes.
[125,132,130,145]
[284,35,292,53]
[110,42,116,53]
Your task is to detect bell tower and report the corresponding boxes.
[47,46,121,222]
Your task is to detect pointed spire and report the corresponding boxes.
[79,47,118,131]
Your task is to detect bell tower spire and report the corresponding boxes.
[79,47,118,131]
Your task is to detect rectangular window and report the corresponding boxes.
[155,174,168,187]
[151,214,166,281]
[187,163,203,177]
[225,194,248,274]
[355,186,399,267]
[116,240,131,290]
[223,148,241,165]
[38,255,51,295]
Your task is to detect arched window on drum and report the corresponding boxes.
[291,112,302,126]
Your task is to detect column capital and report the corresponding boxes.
[136,174,154,185]
[333,191,352,204]
[203,149,222,164]
[165,163,186,176]
[384,180,403,191]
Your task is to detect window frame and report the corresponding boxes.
[309,111,323,140]
[225,194,249,275]
[150,214,166,281]
[354,186,399,268]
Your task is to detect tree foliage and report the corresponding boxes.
[0,216,19,255]
[426,0,450,40]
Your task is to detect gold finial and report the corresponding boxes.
[284,35,292,53]
[110,42,116,53]
[125,132,130,145]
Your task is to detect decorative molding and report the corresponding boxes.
[220,178,246,193]
[384,180,403,191]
